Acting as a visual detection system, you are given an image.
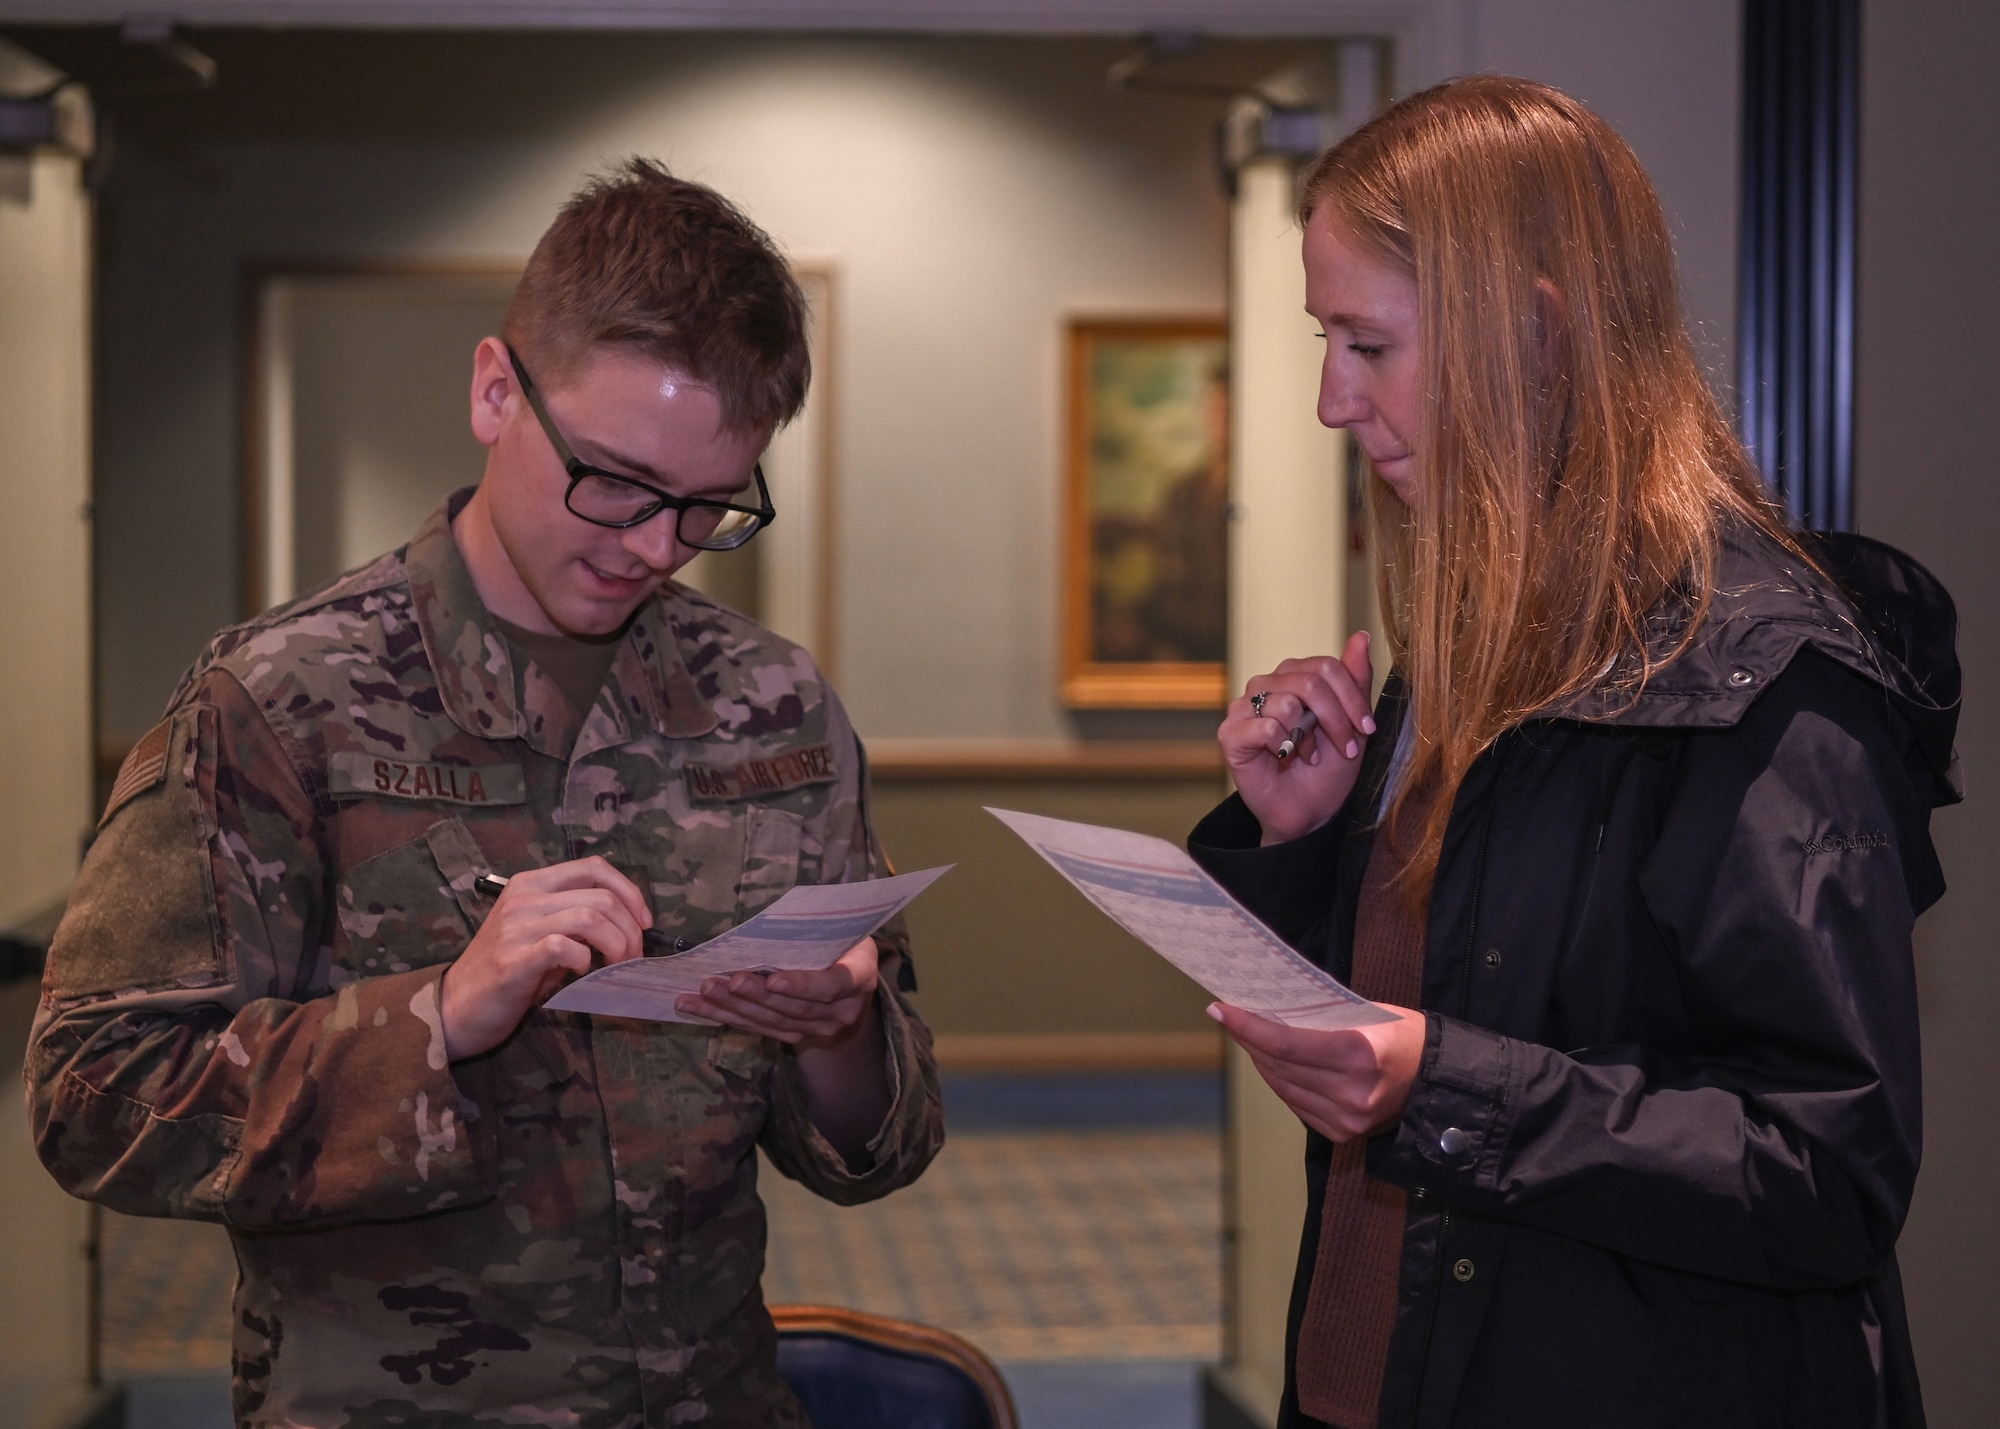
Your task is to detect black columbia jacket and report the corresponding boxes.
[1191,530,1960,1429]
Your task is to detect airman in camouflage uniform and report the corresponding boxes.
[27,162,943,1427]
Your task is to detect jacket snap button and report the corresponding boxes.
[1453,1258,1475,1282]
[1439,1126,1469,1156]
[1728,668,1755,686]
[1483,948,1502,969]
[1411,1186,1428,1201]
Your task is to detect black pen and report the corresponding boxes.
[1277,709,1318,760]
[473,872,687,952]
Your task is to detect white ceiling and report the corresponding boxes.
[0,0,1423,37]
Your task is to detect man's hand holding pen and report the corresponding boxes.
[442,858,653,1061]
[448,866,883,1066]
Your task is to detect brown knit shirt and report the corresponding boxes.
[1292,827,1429,1428]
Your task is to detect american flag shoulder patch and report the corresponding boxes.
[101,718,173,828]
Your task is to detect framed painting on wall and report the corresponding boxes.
[1062,316,1231,708]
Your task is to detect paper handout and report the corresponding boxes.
[544,865,952,1024]
[987,808,1392,1030]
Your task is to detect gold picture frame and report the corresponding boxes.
[1062,317,1231,708]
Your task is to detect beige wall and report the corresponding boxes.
[1467,0,1743,388]
[91,32,1261,750]
[870,774,1228,1038]
[0,149,92,931]
[0,134,95,1421]
[278,275,514,601]
[88,20,1749,757]
[1854,1,2000,1423]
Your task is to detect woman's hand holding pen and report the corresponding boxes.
[1221,631,1378,846]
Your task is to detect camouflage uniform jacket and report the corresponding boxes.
[27,492,944,1428]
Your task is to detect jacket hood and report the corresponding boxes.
[1559,526,1962,807]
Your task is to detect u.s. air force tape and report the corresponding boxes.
[328,752,527,806]
[682,743,837,804]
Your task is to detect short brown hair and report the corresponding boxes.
[503,158,808,431]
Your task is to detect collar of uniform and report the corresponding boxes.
[406,492,525,744]
[406,489,719,755]
[572,603,718,760]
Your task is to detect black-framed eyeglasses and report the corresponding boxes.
[508,347,775,551]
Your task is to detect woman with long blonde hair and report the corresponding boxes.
[1196,76,1958,1428]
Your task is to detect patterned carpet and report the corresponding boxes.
[100,1123,1221,1378]
[762,1128,1221,1361]
[101,1211,236,1376]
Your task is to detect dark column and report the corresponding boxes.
[1738,0,1859,530]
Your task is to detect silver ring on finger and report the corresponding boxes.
[1250,692,1268,718]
